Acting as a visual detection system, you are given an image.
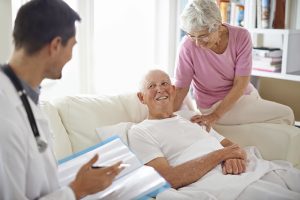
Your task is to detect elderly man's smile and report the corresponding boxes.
[156,96,168,101]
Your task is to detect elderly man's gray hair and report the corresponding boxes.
[138,69,171,92]
[180,0,221,33]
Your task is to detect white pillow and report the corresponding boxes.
[95,122,135,145]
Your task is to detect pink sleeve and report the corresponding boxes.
[175,39,194,88]
[235,29,252,76]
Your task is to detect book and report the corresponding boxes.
[220,2,231,24]
[269,0,276,28]
[253,60,281,68]
[252,57,281,72]
[247,0,257,28]
[252,47,282,58]
[58,136,169,200]
[284,0,290,28]
[273,0,285,29]
[261,0,270,28]
[253,66,281,72]
[252,56,282,64]
[236,5,245,27]
[257,0,262,28]
[230,2,237,26]
[229,2,245,27]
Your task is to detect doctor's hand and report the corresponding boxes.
[190,112,220,132]
[222,158,246,175]
[70,154,124,200]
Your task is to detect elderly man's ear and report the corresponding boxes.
[171,85,175,91]
[137,92,145,104]
[170,85,176,95]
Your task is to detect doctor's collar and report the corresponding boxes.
[20,79,40,104]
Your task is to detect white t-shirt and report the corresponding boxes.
[128,114,224,165]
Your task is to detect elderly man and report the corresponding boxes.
[128,69,300,200]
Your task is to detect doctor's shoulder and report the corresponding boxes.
[0,80,26,136]
[0,93,29,154]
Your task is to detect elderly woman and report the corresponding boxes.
[174,0,294,131]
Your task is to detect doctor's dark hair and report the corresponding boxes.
[13,0,81,55]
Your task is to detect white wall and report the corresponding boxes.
[0,0,13,63]
[297,0,300,29]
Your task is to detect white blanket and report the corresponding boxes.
[157,141,296,200]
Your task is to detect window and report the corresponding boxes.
[40,0,81,101]
[93,0,159,94]
[9,0,177,100]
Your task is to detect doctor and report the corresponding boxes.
[0,0,123,199]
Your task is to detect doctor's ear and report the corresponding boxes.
[137,92,145,104]
[48,36,62,56]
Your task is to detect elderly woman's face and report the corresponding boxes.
[186,29,218,48]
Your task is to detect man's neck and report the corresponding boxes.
[148,110,175,120]
[8,49,45,89]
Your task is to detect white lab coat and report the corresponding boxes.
[0,72,75,200]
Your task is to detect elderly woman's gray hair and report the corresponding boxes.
[180,0,222,33]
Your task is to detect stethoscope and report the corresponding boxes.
[1,65,48,153]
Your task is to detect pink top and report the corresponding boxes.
[175,23,253,109]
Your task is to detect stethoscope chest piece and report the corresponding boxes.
[36,137,48,153]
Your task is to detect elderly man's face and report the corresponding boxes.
[138,70,175,113]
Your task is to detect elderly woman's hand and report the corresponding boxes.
[190,112,220,132]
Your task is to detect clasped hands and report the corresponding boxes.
[222,145,247,175]
[191,112,220,132]
[222,158,246,175]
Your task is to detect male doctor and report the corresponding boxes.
[0,0,122,199]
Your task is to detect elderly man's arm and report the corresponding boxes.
[192,123,247,175]
[146,144,245,189]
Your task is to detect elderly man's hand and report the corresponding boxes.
[222,158,246,175]
[190,112,220,132]
[222,146,247,175]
